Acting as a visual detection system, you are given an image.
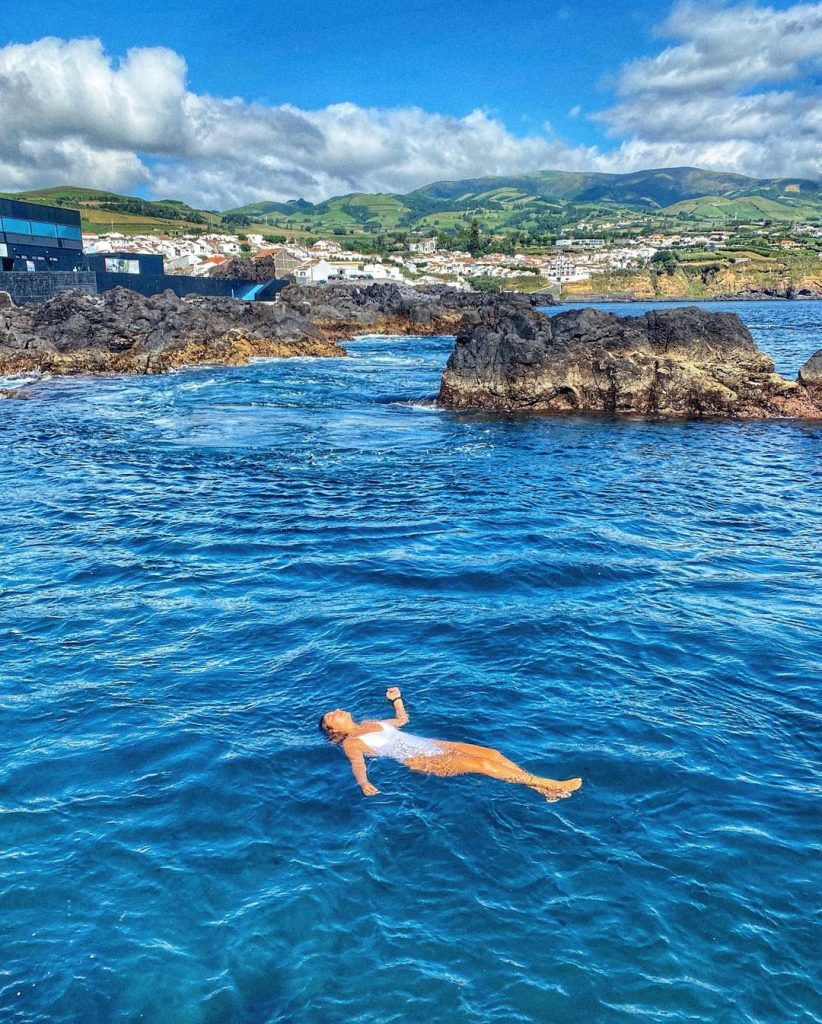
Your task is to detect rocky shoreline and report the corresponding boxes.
[437,305,822,420]
[0,282,549,378]
[0,287,343,376]
[2,283,820,420]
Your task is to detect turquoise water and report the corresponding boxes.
[1,300,820,1024]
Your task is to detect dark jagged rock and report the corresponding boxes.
[0,282,543,377]
[797,349,822,405]
[712,286,822,301]
[0,287,343,375]
[524,291,560,307]
[210,255,280,283]
[438,305,822,420]
[277,281,535,337]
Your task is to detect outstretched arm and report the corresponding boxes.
[343,741,379,797]
[383,687,409,728]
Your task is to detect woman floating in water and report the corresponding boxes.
[320,688,582,802]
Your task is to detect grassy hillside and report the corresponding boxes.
[226,167,821,241]
[406,167,819,209]
[661,194,821,223]
[0,186,220,235]
[4,167,820,243]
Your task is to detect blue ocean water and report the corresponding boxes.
[1,299,820,1024]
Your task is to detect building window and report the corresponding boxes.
[30,220,58,238]
[1,217,31,234]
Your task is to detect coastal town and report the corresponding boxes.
[80,221,822,292]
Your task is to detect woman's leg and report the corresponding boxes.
[405,744,581,801]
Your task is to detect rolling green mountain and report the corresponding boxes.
[227,167,821,236]
[408,168,819,207]
[3,168,819,241]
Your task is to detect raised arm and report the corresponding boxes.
[383,687,409,727]
[342,741,379,797]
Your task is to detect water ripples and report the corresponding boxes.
[0,300,820,1023]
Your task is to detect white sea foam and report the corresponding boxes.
[0,372,43,391]
[389,397,441,412]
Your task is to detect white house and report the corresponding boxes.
[361,263,404,281]
[165,254,202,274]
[408,237,438,254]
[310,239,343,254]
[294,258,336,284]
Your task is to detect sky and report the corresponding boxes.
[0,0,819,209]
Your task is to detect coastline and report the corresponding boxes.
[557,291,822,304]
[0,283,535,380]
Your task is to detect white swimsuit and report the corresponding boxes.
[358,723,444,761]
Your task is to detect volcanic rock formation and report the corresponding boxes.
[279,282,552,337]
[797,348,822,406]
[437,305,822,419]
[0,287,343,375]
[0,282,554,377]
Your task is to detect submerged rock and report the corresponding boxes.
[437,305,822,419]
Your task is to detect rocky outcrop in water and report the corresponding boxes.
[0,282,553,377]
[279,282,551,338]
[797,349,822,405]
[711,286,822,301]
[438,305,822,419]
[0,287,344,375]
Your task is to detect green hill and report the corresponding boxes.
[4,167,819,242]
[0,185,220,234]
[660,193,821,224]
[404,167,819,210]
[225,167,821,239]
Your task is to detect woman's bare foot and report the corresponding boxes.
[538,777,582,802]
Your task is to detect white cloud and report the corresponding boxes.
[0,8,819,208]
[152,103,597,209]
[0,36,596,207]
[624,0,822,94]
[595,0,822,178]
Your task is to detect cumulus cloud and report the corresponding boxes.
[0,7,819,208]
[594,0,822,178]
[623,0,822,94]
[0,35,596,206]
[153,101,596,209]
[0,37,187,191]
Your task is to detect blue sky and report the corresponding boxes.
[1,0,820,206]
[4,0,667,146]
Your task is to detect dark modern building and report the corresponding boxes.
[84,251,165,276]
[0,197,287,304]
[0,198,84,272]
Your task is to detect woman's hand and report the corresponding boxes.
[361,782,380,797]
[385,686,409,727]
